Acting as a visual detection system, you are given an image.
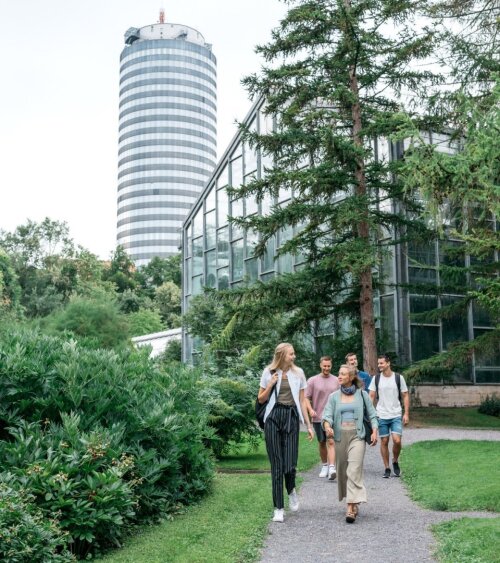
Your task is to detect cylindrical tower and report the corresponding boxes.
[117,15,217,267]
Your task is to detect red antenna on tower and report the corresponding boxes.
[159,8,165,23]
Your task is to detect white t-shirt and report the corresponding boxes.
[369,372,408,419]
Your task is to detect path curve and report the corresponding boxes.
[259,427,500,563]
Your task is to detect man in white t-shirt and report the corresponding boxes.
[369,354,410,478]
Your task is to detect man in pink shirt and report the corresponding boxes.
[305,356,340,480]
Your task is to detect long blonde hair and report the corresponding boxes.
[268,342,297,372]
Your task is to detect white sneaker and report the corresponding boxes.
[328,465,337,481]
[288,489,299,512]
[272,508,284,522]
[319,464,328,478]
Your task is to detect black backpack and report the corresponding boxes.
[374,372,402,406]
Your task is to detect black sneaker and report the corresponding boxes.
[393,461,401,477]
[383,467,391,478]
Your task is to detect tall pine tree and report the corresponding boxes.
[231,0,442,372]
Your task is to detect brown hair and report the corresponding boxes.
[345,352,356,361]
[320,356,332,363]
[268,342,297,372]
[339,364,363,388]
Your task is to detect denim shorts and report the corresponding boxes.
[378,416,403,438]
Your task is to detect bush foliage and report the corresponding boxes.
[0,325,214,559]
[478,394,500,418]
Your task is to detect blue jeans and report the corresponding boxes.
[378,416,402,438]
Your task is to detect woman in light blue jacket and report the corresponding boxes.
[322,364,378,523]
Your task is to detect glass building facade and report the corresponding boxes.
[117,20,217,267]
[181,100,499,383]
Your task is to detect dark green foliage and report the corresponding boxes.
[478,394,500,418]
[158,339,182,364]
[127,309,164,336]
[43,296,130,349]
[0,326,214,558]
[0,482,74,562]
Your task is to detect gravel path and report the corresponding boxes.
[259,428,500,563]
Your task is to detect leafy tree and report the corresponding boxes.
[128,308,164,336]
[102,245,138,293]
[230,0,440,372]
[138,254,181,291]
[44,296,130,349]
[155,281,181,328]
[0,249,21,317]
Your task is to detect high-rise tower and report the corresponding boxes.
[117,11,217,267]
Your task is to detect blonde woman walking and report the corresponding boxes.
[258,343,314,523]
[322,364,378,523]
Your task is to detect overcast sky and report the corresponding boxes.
[0,0,287,259]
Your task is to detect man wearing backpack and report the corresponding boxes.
[368,354,410,478]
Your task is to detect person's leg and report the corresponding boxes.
[319,440,327,463]
[346,435,367,505]
[265,411,285,509]
[335,431,349,502]
[390,417,403,476]
[378,417,391,476]
[313,422,328,476]
[327,437,336,466]
[380,436,390,468]
[283,414,299,495]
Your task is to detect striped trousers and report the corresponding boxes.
[264,403,299,509]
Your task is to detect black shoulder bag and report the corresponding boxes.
[361,390,374,445]
[255,370,277,429]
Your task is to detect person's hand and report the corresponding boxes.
[307,426,314,441]
[270,372,279,387]
[370,430,378,446]
[325,426,334,439]
[403,413,409,426]
[309,408,317,418]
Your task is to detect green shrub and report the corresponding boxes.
[0,326,214,559]
[0,482,74,562]
[478,394,500,417]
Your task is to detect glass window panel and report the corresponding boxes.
[261,271,275,282]
[231,142,242,159]
[278,253,293,273]
[205,249,216,288]
[439,240,466,288]
[474,369,500,383]
[261,151,273,177]
[205,187,215,212]
[474,329,500,367]
[409,295,438,316]
[261,192,273,215]
[185,224,192,258]
[192,237,203,276]
[473,301,492,327]
[193,210,203,238]
[217,165,229,188]
[244,143,258,174]
[246,195,258,216]
[184,258,192,294]
[217,188,229,227]
[230,155,243,188]
[278,186,292,202]
[411,325,440,362]
[217,267,229,290]
[231,239,244,281]
[205,210,216,249]
[441,296,469,349]
[192,274,203,296]
[230,198,244,240]
[259,108,273,134]
[246,228,258,258]
[380,248,395,293]
[408,267,437,285]
[380,294,395,342]
[408,240,436,266]
[245,257,258,282]
[278,224,293,247]
[376,137,390,163]
[262,237,276,272]
[216,227,229,268]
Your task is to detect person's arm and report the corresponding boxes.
[257,371,278,403]
[364,391,379,446]
[402,391,410,425]
[304,396,316,418]
[369,390,376,404]
[299,389,314,441]
[322,395,334,439]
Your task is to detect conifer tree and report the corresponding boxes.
[232,0,442,372]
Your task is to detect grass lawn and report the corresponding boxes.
[99,431,319,562]
[99,474,271,563]
[410,407,500,429]
[432,517,500,563]
[402,440,499,511]
[218,431,319,472]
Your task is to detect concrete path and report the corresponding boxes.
[259,428,500,563]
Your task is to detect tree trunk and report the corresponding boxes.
[345,0,378,374]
